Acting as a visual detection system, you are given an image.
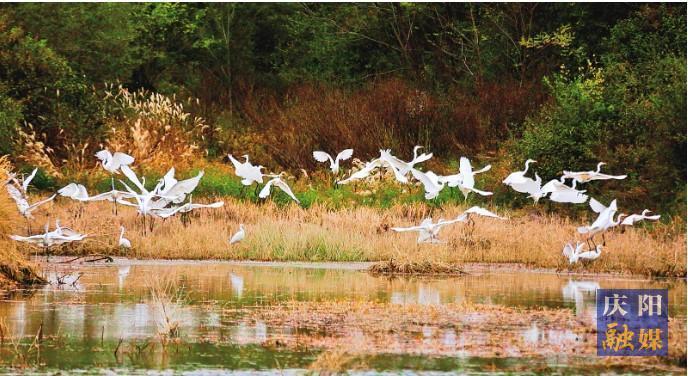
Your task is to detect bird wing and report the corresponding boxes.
[95,150,112,163]
[588,197,606,213]
[459,157,474,188]
[464,206,505,220]
[621,214,640,226]
[189,201,225,210]
[591,173,627,181]
[274,178,300,203]
[22,168,38,192]
[510,176,541,195]
[313,151,333,164]
[412,152,433,164]
[152,205,185,218]
[391,225,425,232]
[550,190,588,204]
[120,165,146,193]
[473,164,492,175]
[162,171,204,203]
[562,243,575,261]
[76,184,89,200]
[258,178,275,199]
[645,214,661,221]
[111,152,135,169]
[228,154,243,170]
[410,168,439,192]
[229,229,244,244]
[6,184,28,211]
[58,183,79,197]
[540,179,560,194]
[335,149,354,162]
[160,167,177,193]
[27,194,56,212]
[467,187,493,196]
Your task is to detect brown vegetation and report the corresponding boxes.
[19,198,686,277]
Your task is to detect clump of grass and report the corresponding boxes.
[146,275,185,341]
[368,259,466,275]
[308,349,366,374]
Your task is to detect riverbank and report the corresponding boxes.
[14,199,686,277]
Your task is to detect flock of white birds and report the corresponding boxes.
[4,146,661,266]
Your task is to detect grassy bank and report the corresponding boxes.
[0,157,44,289]
[17,196,686,277]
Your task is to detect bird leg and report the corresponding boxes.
[602,233,607,246]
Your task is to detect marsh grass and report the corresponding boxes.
[24,194,687,277]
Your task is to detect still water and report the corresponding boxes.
[0,260,685,374]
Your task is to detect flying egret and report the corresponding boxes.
[392,217,463,243]
[410,168,446,200]
[11,221,87,259]
[621,209,661,226]
[119,225,131,249]
[5,183,56,233]
[380,146,432,176]
[228,154,264,195]
[561,162,627,183]
[503,159,537,186]
[577,198,626,249]
[259,174,300,204]
[152,196,224,221]
[540,178,588,204]
[85,180,137,216]
[118,165,166,233]
[562,242,603,264]
[454,157,493,200]
[313,149,354,175]
[229,224,245,244]
[337,158,384,185]
[95,150,134,174]
[155,167,205,204]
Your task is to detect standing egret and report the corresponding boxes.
[229,224,245,244]
[313,149,354,175]
[95,150,134,174]
[118,225,131,249]
[259,174,300,204]
[562,162,627,183]
[562,242,603,264]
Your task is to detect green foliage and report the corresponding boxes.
[0,85,22,155]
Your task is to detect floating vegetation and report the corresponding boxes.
[368,259,466,276]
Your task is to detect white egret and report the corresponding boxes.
[503,159,537,186]
[119,225,131,249]
[562,242,603,264]
[621,209,660,226]
[453,157,493,200]
[86,182,137,216]
[11,222,87,259]
[337,158,384,185]
[118,165,167,232]
[562,162,627,183]
[259,174,300,204]
[6,183,55,233]
[229,224,245,244]
[155,167,205,204]
[313,149,354,175]
[577,198,626,248]
[410,168,445,200]
[540,178,588,204]
[392,217,463,243]
[95,150,134,174]
[58,183,90,201]
[380,146,432,176]
[228,154,264,186]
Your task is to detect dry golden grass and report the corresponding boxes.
[0,156,44,288]
[21,196,686,277]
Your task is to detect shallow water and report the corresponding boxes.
[0,260,685,374]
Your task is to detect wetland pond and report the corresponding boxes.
[0,259,685,375]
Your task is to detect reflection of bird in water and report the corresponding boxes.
[117,265,131,289]
[562,280,600,325]
[417,285,441,305]
[255,321,267,342]
[229,273,244,298]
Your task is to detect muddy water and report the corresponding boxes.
[0,260,685,374]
